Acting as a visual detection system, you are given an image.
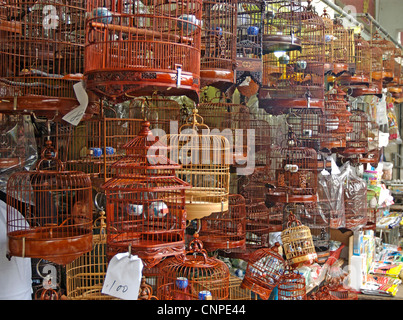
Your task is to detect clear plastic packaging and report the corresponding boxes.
[382,162,393,181]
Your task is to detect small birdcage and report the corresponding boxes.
[0,0,99,118]
[240,243,285,300]
[102,121,191,267]
[371,32,396,84]
[198,194,246,251]
[200,0,237,91]
[259,1,325,113]
[160,108,231,221]
[84,0,202,103]
[278,265,306,300]
[6,140,93,265]
[265,126,318,205]
[235,0,265,97]
[281,211,317,268]
[157,233,230,300]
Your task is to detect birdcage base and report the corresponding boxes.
[200,69,235,92]
[0,157,20,169]
[85,70,200,103]
[257,95,324,114]
[266,192,318,204]
[186,200,229,221]
[338,74,370,85]
[372,71,394,82]
[198,236,246,252]
[326,63,350,77]
[348,84,382,97]
[7,229,93,265]
[68,286,118,300]
[262,35,302,54]
[240,276,274,300]
[320,140,346,150]
[286,252,318,268]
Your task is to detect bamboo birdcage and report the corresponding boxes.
[259,1,325,113]
[84,0,202,103]
[102,121,191,268]
[160,108,231,221]
[235,0,265,97]
[240,243,285,300]
[157,233,230,300]
[200,0,237,91]
[199,194,246,252]
[0,0,99,119]
[6,140,93,265]
[371,31,396,84]
[278,265,306,300]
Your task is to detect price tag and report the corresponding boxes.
[101,252,144,300]
[62,81,88,126]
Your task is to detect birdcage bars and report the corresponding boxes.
[84,0,202,103]
[278,265,306,300]
[6,140,93,265]
[371,31,396,84]
[102,121,191,267]
[160,108,231,221]
[200,0,237,91]
[157,234,230,300]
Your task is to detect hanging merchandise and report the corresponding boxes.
[386,97,402,144]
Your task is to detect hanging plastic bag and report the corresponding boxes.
[386,99,402,144]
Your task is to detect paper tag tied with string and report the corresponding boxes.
[101,252,144,300]
[62,81,88,126]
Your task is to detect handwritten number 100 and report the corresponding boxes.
[109,280,129,293]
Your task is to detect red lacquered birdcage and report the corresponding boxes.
[157,234,230,300]
[198,194,246,251]
[200,0,237,91]
[102,121,191,268]
[235,0,265,97]
[0,0,99,119]
[84,0,202,103]
[240,243,285,300]
[259,1,325,113]
[278,265,307,300]
[371,32,396,84]
[6,140,93,265]
[308,285,340,300]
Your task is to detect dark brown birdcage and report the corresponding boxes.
[235,0,265,97]
[278,264,306,300]
[239,166,271,204]
[84,0,202,103]
[6,140,93,265]
[0,0,99,118]
[240,243,285,300]
[198,194,246,251]
[200,0,237,91]
[259,1,325,113]
[157,234,230,300]
[102,121,191,268]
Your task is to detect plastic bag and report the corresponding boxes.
[386,100,402,144]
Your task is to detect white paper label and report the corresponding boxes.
[62,81,88,126]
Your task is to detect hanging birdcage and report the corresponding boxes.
[102,121,191,267]
[198,194,246,251]
[278,265,306,300]
[0,0,99,119]
[157,233,230,300]
[371,32,396,84]
[239,166,271,204]
[84,0,202,103]
[265,125,318,205]
[240,243,285,300]
[160,108,231,221]
[235,0,265,97]
[6,140,93,265]
[200,0,237,91]
[259,1,325,113]
[281,211,317,268]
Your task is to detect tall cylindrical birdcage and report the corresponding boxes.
[6,140,93,265]
[200,0,237,91]
[102,121,191,268]
[259,1,325,113]
[371,32,396,84]
[0,0,99,119]
[84,0,202,103]
[157,234,230,300]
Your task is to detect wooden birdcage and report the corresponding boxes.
[371,31,396,84]
[157,233,230,300]
[102,121,191,268]
[160,108,231,221]
[281,211,317,268]
[265,126,318,205]
[6,140,93,265]
[198,194,246,251]
[259,1,325,113]
[278,265,306,300]
[239,166,271,204]
[308,285,340,300]
[0,0,99,119]
[84,0,202,103]
[235,0,265,97]
[66,211,118,300]
[240,243,285,300]
[200,0,237,91]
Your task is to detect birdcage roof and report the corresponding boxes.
[122,121,169,151]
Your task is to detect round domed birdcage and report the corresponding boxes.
[240,243,285,300]
[84,0,202,103]
[160,108,231,221]
[278,265,307,300]
[200,0,237,91]
[6,140,93,265]
[102,121,191,268]
[157,233,230,300]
